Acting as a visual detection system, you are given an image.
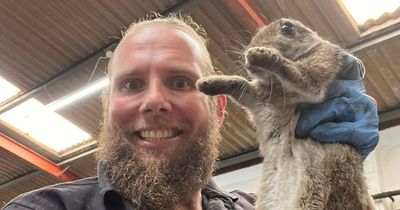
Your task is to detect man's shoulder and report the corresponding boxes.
[3,176,101,210]
[229,190,256,208]
[202,181,256,209]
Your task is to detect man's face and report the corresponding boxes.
[108,25,211,159]
[98,24,225,209]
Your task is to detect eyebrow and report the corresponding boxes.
[111,64,202,82]
[167,65,203,80]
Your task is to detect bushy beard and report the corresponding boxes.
[97,113,221,209]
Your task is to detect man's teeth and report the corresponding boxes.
[140,129,174,140]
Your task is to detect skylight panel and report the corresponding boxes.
[0,77,106,153]
[0,98,91,152]
[341,0,400,25]
[0,77,20,103]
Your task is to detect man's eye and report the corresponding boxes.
[122,79,144,91]
[170,78,191,90]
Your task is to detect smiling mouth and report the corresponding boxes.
[134,129,183,142]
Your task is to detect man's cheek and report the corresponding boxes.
[110,97,136,126]
[189,96,210,122]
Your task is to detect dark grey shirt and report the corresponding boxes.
[3,164,255,210]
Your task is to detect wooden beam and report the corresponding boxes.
[349,27,400,53]
[372,189,400,200]
[0,133,77,182]
[223,0,268,33]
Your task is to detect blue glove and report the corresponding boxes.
[295,55,379,159]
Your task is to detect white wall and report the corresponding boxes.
[367,125,400,209]
[213,163,261,194]
[213,125,400,209]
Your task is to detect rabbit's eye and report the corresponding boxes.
[281,22,295,36]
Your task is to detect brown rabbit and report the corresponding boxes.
[197,18,375,210]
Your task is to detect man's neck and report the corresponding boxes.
[175,190,202,210]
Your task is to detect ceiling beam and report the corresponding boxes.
[349,25,400,53]
[216,148,262,175]
[0,147,99,191]
[0,133,77,182]
[223,0,268,33]
[0,170,41,191]
[378,108,400,130]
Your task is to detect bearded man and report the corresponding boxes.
[97,14,231,209]
[3,14,378,210]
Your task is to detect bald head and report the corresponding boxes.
[109,16,214,77]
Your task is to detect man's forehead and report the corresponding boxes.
[108,24,205,76]
[118,24,202,57]
[108,24,206,75]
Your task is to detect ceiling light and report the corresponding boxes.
[47,78,108,111]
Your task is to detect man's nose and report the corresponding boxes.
[139,81,172,114]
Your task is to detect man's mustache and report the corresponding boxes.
[111,117,191,137]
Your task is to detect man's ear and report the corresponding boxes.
[215,95,227,127]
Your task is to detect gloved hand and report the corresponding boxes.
[295,55,379,159]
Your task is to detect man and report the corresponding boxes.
[3,14,379,210]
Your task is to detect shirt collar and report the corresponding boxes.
[98,162,117,196]
[98,162,126,210]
